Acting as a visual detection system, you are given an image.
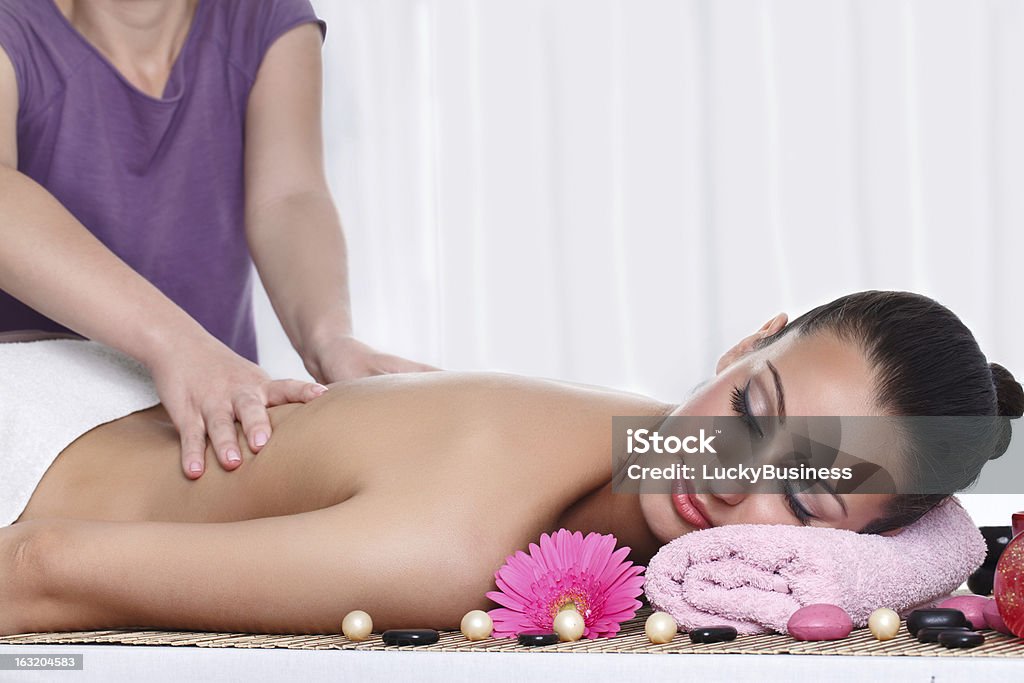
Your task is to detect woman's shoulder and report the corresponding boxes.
[0,1,72,53]
[204,0,325,81]
[0,2,56,69]
[0,0,84,115]
[0,0,47,22]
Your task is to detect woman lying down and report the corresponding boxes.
[0,290,1019,636]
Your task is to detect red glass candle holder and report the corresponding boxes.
[994,512,1024,637]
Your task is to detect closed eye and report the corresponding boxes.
[783,480,815,525]
[730,381,763,437]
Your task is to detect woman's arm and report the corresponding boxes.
[0,48,189,371]
[0,47,323,478]
[2,499,491,635]
[244,25,435,382]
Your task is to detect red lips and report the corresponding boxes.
[671,481,713,530]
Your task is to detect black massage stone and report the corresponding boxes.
[938,630,985,649]
[381,629,440,646]
[517,631,559,646]
[688,626,738,644]
[906,609,969,637]
[916,626,970,643]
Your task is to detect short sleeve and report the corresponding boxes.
[0,2,31,111]
[223,0,326,83]
[0,0,73,118]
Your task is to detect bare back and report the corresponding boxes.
[20,370,672,562]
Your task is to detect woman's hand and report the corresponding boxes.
[303,335,438,384]
[149,340,328,479]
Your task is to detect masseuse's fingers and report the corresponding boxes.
[227,381,327,454]
[179,423,208,480]
[150,341,326,476]
[201,404,245,472]
[233,391,274,454]
[264,379,328,407]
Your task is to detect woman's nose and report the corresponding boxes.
[710,492,746,506]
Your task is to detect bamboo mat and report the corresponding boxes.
[2,608,1022,657]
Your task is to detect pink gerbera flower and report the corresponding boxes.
[486,529,646,639]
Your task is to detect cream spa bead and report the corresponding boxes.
[342,610,373,641]
[553,609,586,642]
[460,610,494,641]
[644,612,678,644]
[867,608,900,641]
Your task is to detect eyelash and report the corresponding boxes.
[729,384,747,417]
[784,481,815,525]
[730,382,762,437]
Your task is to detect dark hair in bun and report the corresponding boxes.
[756,290,1020,533]
[990,362,1024,420]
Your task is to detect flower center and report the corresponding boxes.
[549,589,592,620]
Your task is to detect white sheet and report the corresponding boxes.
[1,644,1021,683]
[0,339,160,526]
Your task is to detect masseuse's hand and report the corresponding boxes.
[149,340,329,479]
[303,334,438,384]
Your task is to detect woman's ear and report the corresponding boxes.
[715,313,788,375]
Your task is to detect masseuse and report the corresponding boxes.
[0,0,432,478]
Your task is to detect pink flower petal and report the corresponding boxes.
[482,528,645,641]
[494,573,534,602]
[487,588,528,611]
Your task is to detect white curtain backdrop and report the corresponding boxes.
[254,0,1024,522]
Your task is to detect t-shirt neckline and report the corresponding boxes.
[43,0,206,104]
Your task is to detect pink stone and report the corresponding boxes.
[983,598,1014,635]
[786,604,853,641]
[937,595,991,630]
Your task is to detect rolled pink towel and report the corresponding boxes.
[644,498,985,634]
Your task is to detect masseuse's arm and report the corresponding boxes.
[0,47,324,479]
[244,25,436,384]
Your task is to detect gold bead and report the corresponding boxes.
[644,611,678,644]
[867,608,900,641]
[553,609,586,642]
[460,610,494,641]
[341,610,373,641]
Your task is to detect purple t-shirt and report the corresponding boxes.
[0,0,325,361]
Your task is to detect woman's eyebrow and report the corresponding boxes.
[766,360,786,424]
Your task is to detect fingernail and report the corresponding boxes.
[254,431,268,448]
[189,462,203,474]
[312,384,329,396]
[226,449,241,464]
